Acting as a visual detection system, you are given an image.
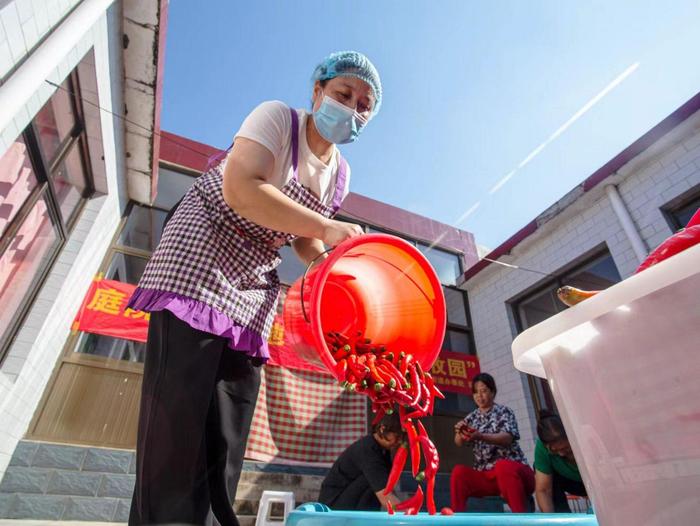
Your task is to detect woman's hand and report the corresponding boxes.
[465,429,482,441]
[454,421,479,445]
[321,219,363,247]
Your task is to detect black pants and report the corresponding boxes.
[552,470,588,513]
[322,476,381,511]
[129,310,262,526]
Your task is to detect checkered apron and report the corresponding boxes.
[135,108,347,350]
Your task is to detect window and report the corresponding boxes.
[118,204,168,252]
[513,251,622,412]
[105,252,149,285]
[445,287,469,326]
[665,190,700,231]
[74,331,146,363]
[434,392,476,416]
[417,243,462,286]
[0,73,94,360]
[516,252,621,331]
[442,328,473,355]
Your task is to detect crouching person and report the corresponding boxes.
[318,413,404,511]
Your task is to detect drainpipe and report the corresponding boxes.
[0,0,117,134]
[605,184,648,263]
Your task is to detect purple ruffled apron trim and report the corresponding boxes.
[127,287,270,360]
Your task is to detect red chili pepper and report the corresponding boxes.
[377,359,406,388]
[416,421,439,478]
[387,501,395,515]
[418,383,432,414]
[334,344,353,360]
[440,507,454,515]
[383,443,408,495]
[366,354,391,384]
[388,389,412,405]
[416,421,440,515]
[400,353,414,378]
[426,474,436,515]
[347,355,369,381]
[404,421,421,477]
[395,485,423,512]
[405,507,418,515]
[372,407,387,427]
[415,361,424,377]
[335,359,348,379]
[405,408,427,420]
[408,366,422,406]
[432,387,445,400]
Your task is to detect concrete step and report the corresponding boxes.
[237,470,325,489]
[238,515,256,526]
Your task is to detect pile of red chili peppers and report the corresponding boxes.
[325,330,450,515]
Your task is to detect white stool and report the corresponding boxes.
[255,490,295,526]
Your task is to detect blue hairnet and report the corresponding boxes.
[312,51,382,115]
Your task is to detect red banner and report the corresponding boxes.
[267,314,327,373]
[429,350,480,395]
[72,278,150,342]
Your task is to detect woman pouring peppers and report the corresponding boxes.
[126,51,382,526]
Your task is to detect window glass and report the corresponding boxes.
[435,392,476,416]
[670,195,700,230]
[0,137,39,237]
[518,288,564,329]
[564,254,621,291]
[442,329,472,354]
[51,143,87,224]
[0,195,60,344]
[155,167,196,210]
[417,244,462,285]
[105,252,149,285]
[445,287,468,326]
[118,204,168,252]
[73,331,146,363]
[34,79,77,165]
[277,244,307,286]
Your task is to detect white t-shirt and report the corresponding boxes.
[231,100,351,207]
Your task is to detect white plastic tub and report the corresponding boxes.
[512,243,700,526]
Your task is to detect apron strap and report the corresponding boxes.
[290,107,299,181]
[332,155,348,212]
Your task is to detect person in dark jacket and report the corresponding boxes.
[319,413,403,511]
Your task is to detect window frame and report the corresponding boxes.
[0,71,96,362]
[510,248,621,414]
[661,186,700,232]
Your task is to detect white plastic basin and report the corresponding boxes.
[512,243,700,526]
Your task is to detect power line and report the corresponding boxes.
[45,80,560,281]
[45,79,216,163]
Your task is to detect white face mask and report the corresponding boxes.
[312,95,368,144]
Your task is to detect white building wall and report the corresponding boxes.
[0,2,127,478]
[464,111,700,464]
[0,0,83,80]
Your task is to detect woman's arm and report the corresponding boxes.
[222,138,362,246]
[291,237,327,266]
[535,470,555,513]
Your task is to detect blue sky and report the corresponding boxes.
[161,1,700,249]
